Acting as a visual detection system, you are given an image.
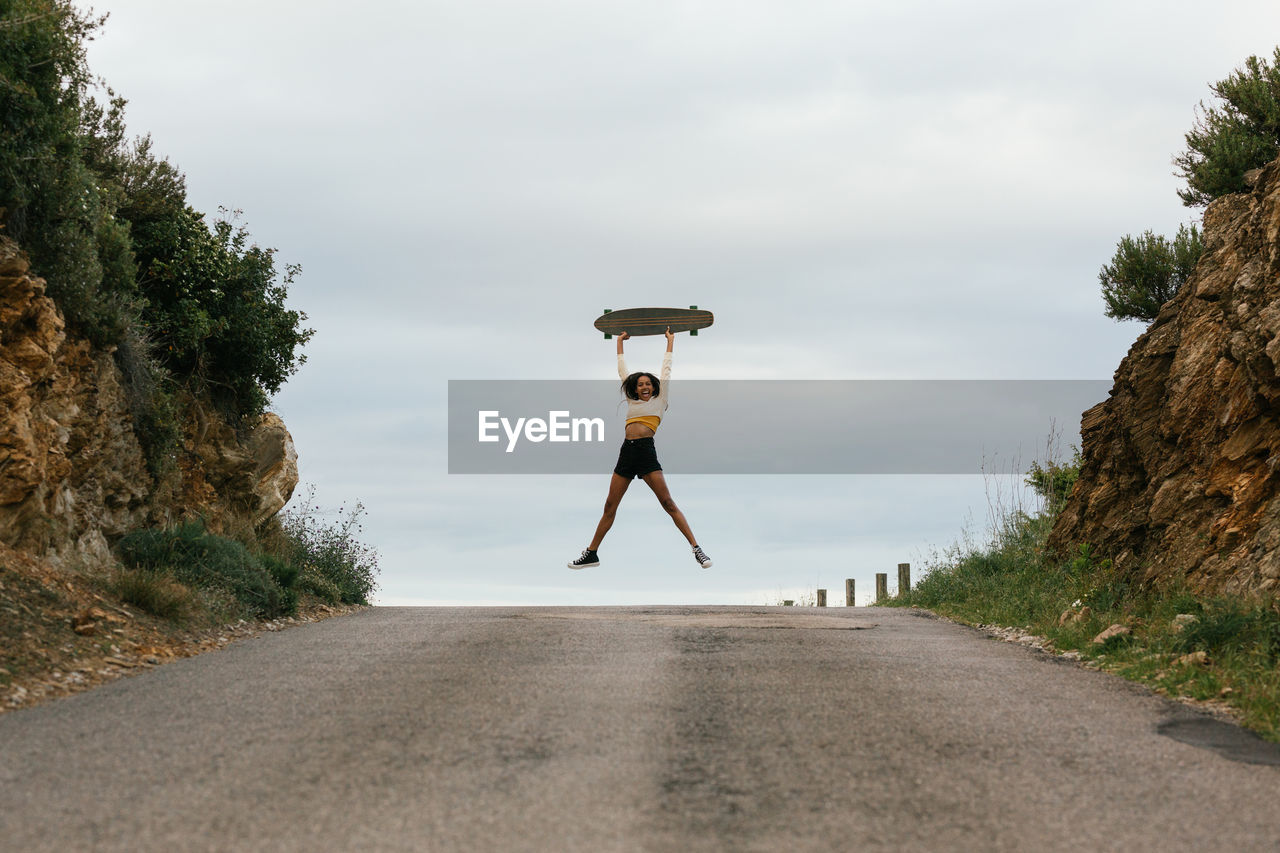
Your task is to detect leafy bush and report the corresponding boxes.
[295,565,343,605]
[1175,47,1280,208]
[259,554,299,614]
[117,521,294,618]
[1098,225,1204,322]
[113,320,181,475]
[0,2,137,346]
[1095,48,1278,325]
[1,3,312,429]
[278,490,380,605]
[1024,449,1084,516]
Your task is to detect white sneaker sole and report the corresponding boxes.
[568,562,599,570]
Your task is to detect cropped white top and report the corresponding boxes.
[618,352,671,431]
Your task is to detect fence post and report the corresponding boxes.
[817,589,827,607]
[897,562,911,597]
[845,578,855,607]
[875,573,887,602]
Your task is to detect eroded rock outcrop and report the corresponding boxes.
[1049,158,1280,594]
[0,236,298,566]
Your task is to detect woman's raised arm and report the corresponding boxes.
[616,331,630,380]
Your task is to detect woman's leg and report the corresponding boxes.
[588,473,633,550]
[640,470,697,546]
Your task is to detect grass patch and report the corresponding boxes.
[108,569,197,622]
[881,468,1280,743]
[117,520,294,619]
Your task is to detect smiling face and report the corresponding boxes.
[636,375,654,400]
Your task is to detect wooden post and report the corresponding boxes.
[845,578,855,607]
[897,562,911,597]
[817,589,827,607]
[875,573,887,602]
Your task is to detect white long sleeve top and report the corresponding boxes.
[618,352,671,430]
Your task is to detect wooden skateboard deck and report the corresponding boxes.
[594,306,714,338]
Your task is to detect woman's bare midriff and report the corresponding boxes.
[625,423,656,439]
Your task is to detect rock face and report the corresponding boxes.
[1048,157,1280,595]
[0,237,299,566]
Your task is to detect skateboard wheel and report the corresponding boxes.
[604,333,612,339]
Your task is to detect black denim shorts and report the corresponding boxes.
[613,437,663,479]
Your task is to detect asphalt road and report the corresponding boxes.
[3,606,1279,851]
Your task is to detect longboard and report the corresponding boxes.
[593,306,714,339]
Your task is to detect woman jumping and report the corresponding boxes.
[568,327,712,570]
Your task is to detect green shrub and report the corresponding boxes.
[278,489,379,605]
[0,2,137,346]
[260,554,300,614]
[1175,47,1280,207]
[117,521,295,618]
[295,565,343,605]
[113,321,181,476]
[1099,225,1204,323]
[1,3,312,428]
[1025,450,1083,515]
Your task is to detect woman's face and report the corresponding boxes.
[636,375,653,400]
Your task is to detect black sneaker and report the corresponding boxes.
[568,549,599,569]
[692,545,712,569]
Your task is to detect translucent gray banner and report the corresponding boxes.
[447,380,1109,474]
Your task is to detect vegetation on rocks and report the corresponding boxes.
[1099,225,1203,322]
[113,493,381,624]
[0,6,377,715]
[1,1,312,473]
[117,521,296,620]
[1175,48,1280,207]
[1099,47,1280,322]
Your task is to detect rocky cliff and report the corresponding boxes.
[0,236,298,567]
[1049,158,1280,595]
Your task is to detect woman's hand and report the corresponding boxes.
[617,331,630,341]
[665,327,674,352]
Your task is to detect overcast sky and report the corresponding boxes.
[82,1,1280,605]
